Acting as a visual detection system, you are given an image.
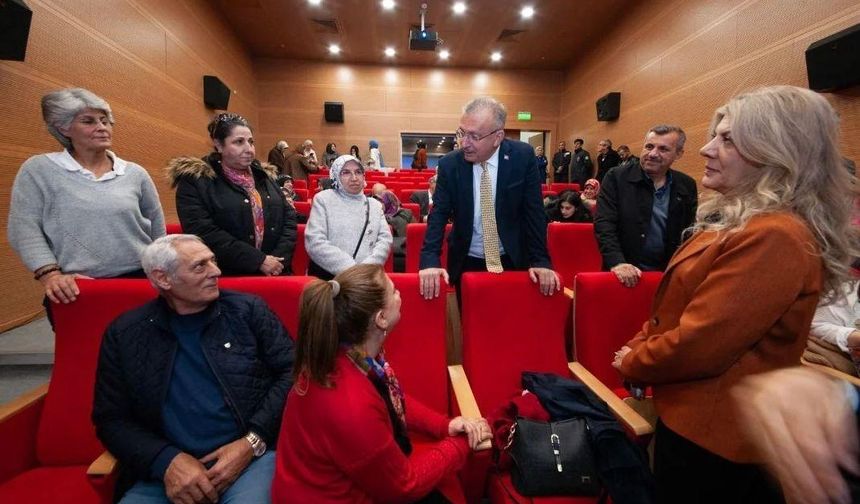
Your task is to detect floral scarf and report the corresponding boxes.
[222,165,265,249]
[345,346,407,431]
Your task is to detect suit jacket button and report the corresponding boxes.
[640,233,645,238]
[244,199,250,203]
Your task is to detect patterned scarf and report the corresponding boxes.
[222,165,265,249]
[345,346,407,431]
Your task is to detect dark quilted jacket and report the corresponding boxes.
[92,290,295,481]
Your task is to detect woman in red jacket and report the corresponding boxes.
[272,264,490,503]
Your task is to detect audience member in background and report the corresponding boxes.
[93,234,294,504]
[546,190,592,223]
[349,144,362,163]
[267,140,289,175]
[543,193,559,214]
[412,140,428,171]
[276,174,301,204]
[317,177,334,192]
[272,264,490,504]
[569,138,594,187]
[580,178,600,216]
[612,86,859,503]
[169,113,297,276]
[535,145,549,183]
[552,140,571,184]
[419,96,560,298]
[595,125,697,287]
[305,155,392,280]
[8,87,165,320]
[807,280,860,376]
[322,142,338,168]
[734,367,860,504]
[410,175,436,222]
[596,138,621,182]
[369,139,384,170]
[302,139,318,165]
[379,190,413,272]
[371,182,387,198]
[286,142,319,181]
[616,144,639,171]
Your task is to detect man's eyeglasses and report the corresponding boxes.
[455,128,501,144]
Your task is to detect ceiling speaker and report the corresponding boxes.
[203,75,230,110]
[596,92,621,122]
[324,102,344,123]
[806,23,860,92]
[0,0,33,61]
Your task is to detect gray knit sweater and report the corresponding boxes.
[7,152,166,277]
[305,189,392,275]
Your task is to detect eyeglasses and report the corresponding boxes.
[455,127,501,144]
[339,169,365,179]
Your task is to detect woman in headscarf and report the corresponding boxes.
[322,142,339,168]
[305,155,392,279]
[368,139,384,170]
[580,178,600,216]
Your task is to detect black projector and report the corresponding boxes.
[409,29,438,51]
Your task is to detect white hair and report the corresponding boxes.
[141,234,204,287]
[462,96,507,130]
[41,88,114,149]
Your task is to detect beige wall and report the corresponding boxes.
[0,0,258,330]
[557,0,860,183]
[253,59,563,166]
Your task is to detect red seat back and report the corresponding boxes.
[291,180,307,190]
[293,201,311,219]
[401,203,420,222]
[550,183,581,193]
[385,274,448,414]
[459,272,571,414]
[165,223,183,235]
[400,189,418,202]
[293,224,309,275]
[573,272,662,389]
[219,276,313,339]
[546,223,602,289]
[293,188,309,201]
[405,223,451,273]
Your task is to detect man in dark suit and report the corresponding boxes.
[418,96,560,298]
[267,140,289,175]
[596,139,621,182]
[594,124,698,287]
[409,175,436,222]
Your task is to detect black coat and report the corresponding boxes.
[594,162,697,271]
[570,148,594,186]
[552,149,572,181]
[170,154,297,275]
[92,291,295,483]
[596,149,621,183]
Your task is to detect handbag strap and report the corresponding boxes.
[352,197,371,259]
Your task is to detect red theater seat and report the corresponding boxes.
[165,222,183,235]
[292,179,307,190]
[401,203,420,222]
[550,183,581,193]
[293,201,311,220]
[293,224,309,275]
[293,188,309,201]
[546,223,602,290]
[405,223,452,273]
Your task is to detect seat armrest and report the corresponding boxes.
[563,287,574,299]
[568,362,653,437]
[0,383,49,482]
[0,383,48,423]
[447,365,491,450]
[800,356,860,387]
[87,451,118,477]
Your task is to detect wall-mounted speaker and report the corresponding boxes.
[806,23,860,92]
[0,0,33,61]
[324,101,344,123]
[596,92,621,122]
[203,75,231,110]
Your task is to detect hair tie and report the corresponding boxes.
[328,280,341,298]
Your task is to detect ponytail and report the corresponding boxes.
[294,279,339,387]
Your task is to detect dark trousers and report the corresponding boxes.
[654,419,784,504]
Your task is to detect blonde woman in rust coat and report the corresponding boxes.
[612,86,859,503]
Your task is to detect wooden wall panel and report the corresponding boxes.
[254,59,563,165]
[0,0,258,331]
[558,0,860,184]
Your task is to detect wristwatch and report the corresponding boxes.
[244,431,267,457]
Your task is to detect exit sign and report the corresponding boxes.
[517,111,532,121]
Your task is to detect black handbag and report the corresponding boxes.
[507,416,600,497]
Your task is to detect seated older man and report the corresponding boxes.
[92,234,295,504]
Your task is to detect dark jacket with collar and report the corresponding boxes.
[594,162,697,271]
[552,149,572,181]
[570,148,594,186]
[419,138,552,284]
[92,290,295,483]
[169,154,297,275]
[596,148,621,183]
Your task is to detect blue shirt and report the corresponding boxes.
[639,171,673,271]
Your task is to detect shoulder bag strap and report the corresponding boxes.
[352,196,371,259]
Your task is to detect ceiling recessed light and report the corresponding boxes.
[520,5,534,18]
[308,0,321,5]
[439,49,450,60]
[328,44,341,54]
[452,2,466,14]
[381,0,395,9]
[384,47,396,57]
[490,51,502,62]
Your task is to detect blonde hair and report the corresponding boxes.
[693,85,858,300]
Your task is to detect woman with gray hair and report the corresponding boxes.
[305,154,392,279]
[7,87,165,317]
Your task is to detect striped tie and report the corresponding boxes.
[480,162,503,273]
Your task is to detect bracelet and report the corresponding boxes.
[34,266,61,280]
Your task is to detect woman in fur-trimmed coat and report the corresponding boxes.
[167,113,297,276]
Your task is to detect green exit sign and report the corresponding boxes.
[517,111,532,121]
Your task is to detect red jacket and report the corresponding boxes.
[272,352,469,503]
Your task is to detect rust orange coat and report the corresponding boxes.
[619,212,823,462]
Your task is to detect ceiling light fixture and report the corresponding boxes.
[328,44,341,55]
[490,51,502,62]
[452,2,466,14]
[381,0,396,10]
[384,47,396,57]
[308,0,322,5]
[439,49,450,60]
[520,5,534,18]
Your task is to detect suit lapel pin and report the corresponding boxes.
[224,342,231,349]
[503,154,509,160]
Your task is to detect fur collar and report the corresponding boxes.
[166,154,278,188]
